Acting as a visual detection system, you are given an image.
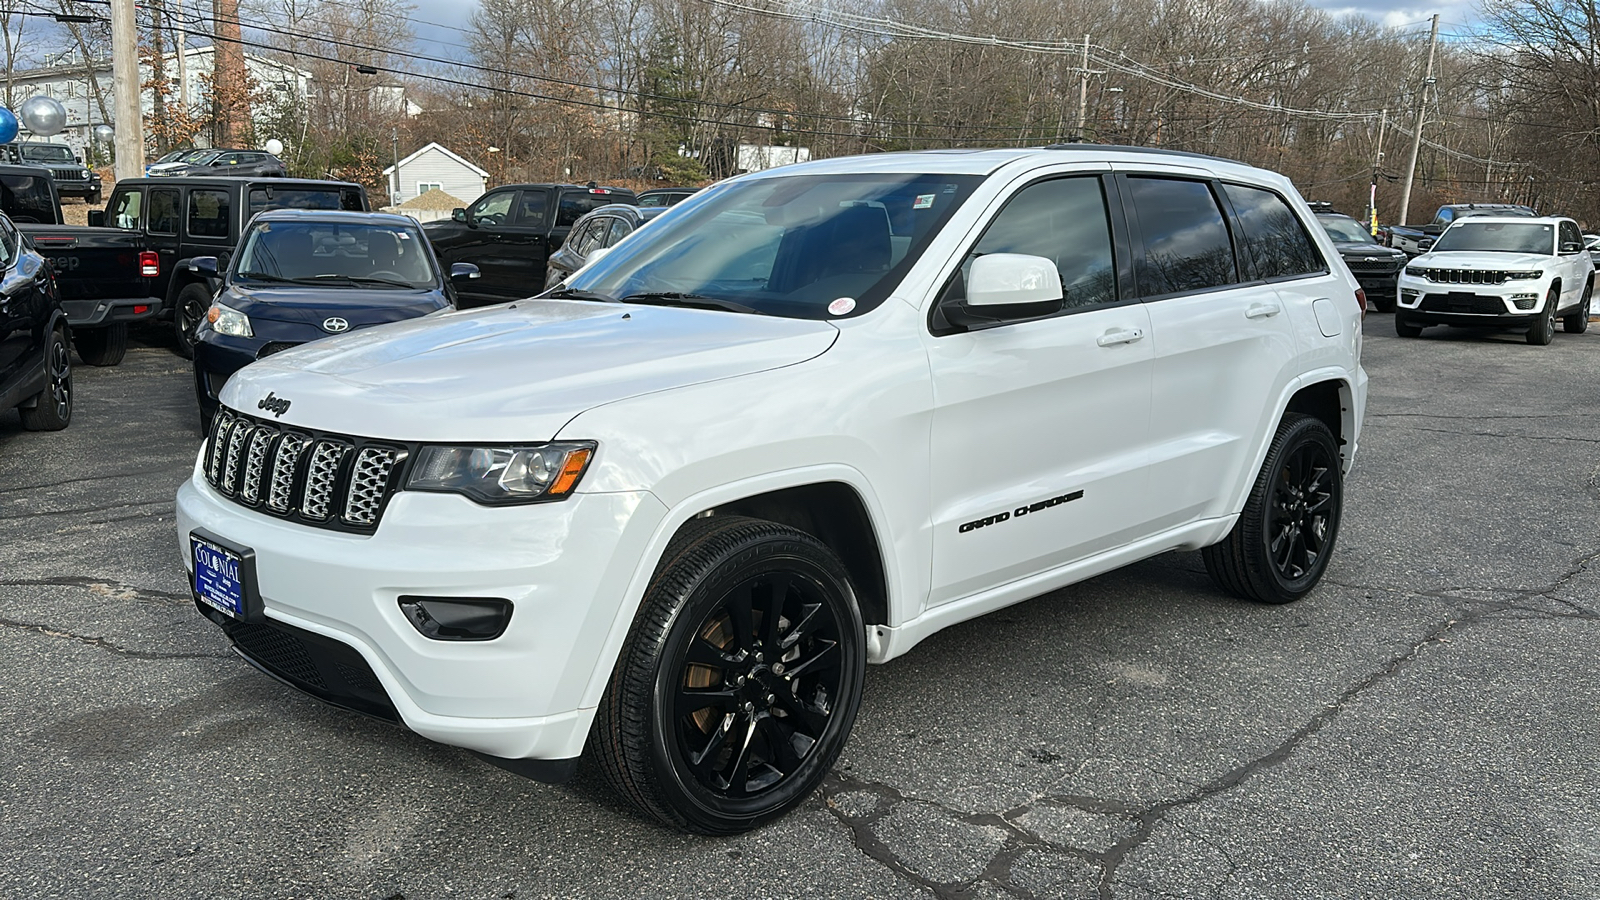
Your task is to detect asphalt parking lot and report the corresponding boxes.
[3,314,1599,899]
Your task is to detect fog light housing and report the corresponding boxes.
[1511,292,1538,310]
[1401,288,1420,303]
[398,596,513,641]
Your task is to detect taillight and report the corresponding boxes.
[139,251,159,277]
[1354,287,1368,318]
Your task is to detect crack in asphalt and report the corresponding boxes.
[0,614,228,660]
[0,576,191,607]
[818,541,1600,899]
[0,467,189,495]
[0,498,172,522]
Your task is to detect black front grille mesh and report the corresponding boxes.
[204,409,410,533]
[210,609,399,723]
[1420,293,1508,314]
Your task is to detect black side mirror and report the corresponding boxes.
[452,207,468,225]
[87,210,105,227]
[450,262,481,281]
[1418,238,1435,253]
[1420,224,1444,235]
[189,256,220,277]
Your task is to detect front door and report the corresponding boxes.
[925,173,1156,606]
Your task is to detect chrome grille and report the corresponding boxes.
[302,442,351,521]
[202,410,407,534]
[1413,268,1515,286]
[240,428,276,503]
[343,448,399,526]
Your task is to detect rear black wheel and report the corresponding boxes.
[72,322,127,367]
[593,516,865,834]
[1203,414,1342,604]
[20,327,72,431]
[173,283,212,359]
[1563,282,1591,334]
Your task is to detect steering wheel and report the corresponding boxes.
[368,270,405,280]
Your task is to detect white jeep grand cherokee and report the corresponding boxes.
[176,147,1367,834]
[1395,215,1594,344]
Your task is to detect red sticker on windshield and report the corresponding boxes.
[828,297,856,316]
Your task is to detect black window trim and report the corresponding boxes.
[1215,180,1331,285]
[927,171,1136,338]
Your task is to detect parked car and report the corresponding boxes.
[178,146,1366,834]
[1,142,100,203]
[1585,233,1600,270]
[0,209,71,430]
[0,164,62,224]
[1316,210,1407,312]
[1395,215,1591,344]
[636,188,699,208]
[20,176,368,366]
[146,148,215,176]
[150,149,288,179]
[422,181,638,307]
[1387,202,1537,256]
[544,204,666,287]
[191,210,475,430]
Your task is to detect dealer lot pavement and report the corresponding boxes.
[2,318,1598,899]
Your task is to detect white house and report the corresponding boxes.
[382,142,488,206]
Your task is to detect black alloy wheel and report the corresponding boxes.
[173,282,212,359]
[20,326,72,430]
[1204,414,1342,604]
[1527,286,1558,345]
[593,516,865,834]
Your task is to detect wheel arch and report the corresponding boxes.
[164,262,221,313]
[1227,370,1359,521]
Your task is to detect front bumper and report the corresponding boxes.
[176,465,666,763]
[1395,276,1551,326]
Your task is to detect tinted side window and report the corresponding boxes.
[607,218,635,246]
[572,218,607,255]
[517,190,549,227]
[1126,177,1238,297]
[1561,221,1582,248]
[110,189,142,230]
[187,189,231,238]
[148,188,180,235]
[1223,184,1324,280]
[963,176,1117,310]
[341,189,365,211]
[558,193,617,226]
[468,191,514,225]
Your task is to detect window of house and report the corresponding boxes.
[416,182,442,196]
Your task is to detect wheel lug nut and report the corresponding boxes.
[736,675,746,686]
[771,663,785,675]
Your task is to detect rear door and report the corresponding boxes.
[183,186,237,269]
[144,186,181,285]
[1123,172,1300,531]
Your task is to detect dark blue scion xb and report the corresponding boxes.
[191,209,479,430]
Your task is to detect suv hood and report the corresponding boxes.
[226,284,448,327]
[219,299,839,442]
[1414,251,1554,269]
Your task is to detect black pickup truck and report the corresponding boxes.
[423,182,636,307]
[21,176,368,365]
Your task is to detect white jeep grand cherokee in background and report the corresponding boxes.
[176,146,1368,834]
[1395,215,1593,344]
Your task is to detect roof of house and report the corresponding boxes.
[382,142,490,179]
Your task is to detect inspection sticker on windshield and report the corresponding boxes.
[829,297,856,316]
[913,194,936,209]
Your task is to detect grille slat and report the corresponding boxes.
[1412,267,1518,286]
[204,410,405,534]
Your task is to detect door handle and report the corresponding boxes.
[1096,327,1145,347]
[1245,303,1282,319]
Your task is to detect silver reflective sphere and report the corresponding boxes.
[92,124,114,144]
[19,95,67,137]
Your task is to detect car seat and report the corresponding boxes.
[769,204,893,295]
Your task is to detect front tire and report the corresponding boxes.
[1528,286,1558,345]
[1563,283,1591,334]
[1203,414,1343,604]
[20,327,72,431]
[592,516,866,834]
[173,283,212,359]
[72,322,127,366]
[1395,313,1422,338]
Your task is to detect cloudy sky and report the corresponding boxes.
[1304,0,1479,28]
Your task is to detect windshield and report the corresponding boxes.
[1434,221,1554,255]
[564,172,982,318]
[234,219,438,288]
[21,145,73,163]
[1320,218,1373,243]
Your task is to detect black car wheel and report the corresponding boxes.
[593,516,865,834]
[73,322,128,367]
[173,283,212,359]
[1395,313,1423,337]
[20,326,72,431]
[1527,285,1558,345]
[1203,413,1342,604]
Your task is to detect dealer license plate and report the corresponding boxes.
[191,535,247,619]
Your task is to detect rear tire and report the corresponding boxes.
[1527,286,1558,345]
[592,515,865,834]
[1394,313,1422,338]
[1203,414,1343,604]
[20,327,72,431]
[72,322,127,367]
[1563,283,1590,334]
[173,283,212,359]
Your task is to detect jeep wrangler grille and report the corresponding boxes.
[203,409,409,534]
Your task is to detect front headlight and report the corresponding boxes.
[1403,265,1424,277]
[206,302,252,337]
[1505,270,1543,280]
[407,442,596,505]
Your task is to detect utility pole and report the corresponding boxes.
[1370,108,1386,235]
[1397,14,1439,227]
[1075,34,1090,142]
[109,0,144,180]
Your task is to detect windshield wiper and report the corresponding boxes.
[236,271,296,283]
[620,292,763,315]
[542,286,618,302]
[293,274,414,288]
